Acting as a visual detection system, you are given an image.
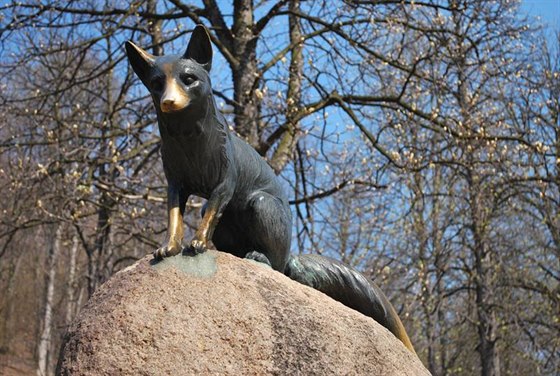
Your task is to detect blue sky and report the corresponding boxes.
[521,0,559,31]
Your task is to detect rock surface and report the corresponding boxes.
[57,250,430,375]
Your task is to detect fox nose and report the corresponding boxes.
[160,81,190,112]
[161,97,180,113]
[162,98,175,109]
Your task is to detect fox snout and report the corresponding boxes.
[160,79,190,113]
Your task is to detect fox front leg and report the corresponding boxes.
[154,184,187,260]
[189,181,234,254]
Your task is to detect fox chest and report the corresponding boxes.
[160,139,225,198]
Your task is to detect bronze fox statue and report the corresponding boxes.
[125,25,415,353]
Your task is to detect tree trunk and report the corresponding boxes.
[270,0,303,173]
[65,234,79,326]
[87,193,112,297]
[37,224,62,376]
[451,2,501,369]
[474,235,500,376]
[232,0,261,148]
[1,252,24,353]
[475,268,500,376]
[87,31,120,297]
[147,0,163,55]
[470,178,500,376]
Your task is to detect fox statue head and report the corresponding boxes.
[125,25,213,114]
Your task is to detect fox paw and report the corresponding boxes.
[245,251,272,267]
[153,243,182,260]
[189,239,207,254]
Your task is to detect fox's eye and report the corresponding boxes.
[180,74,197,86]
[151,79,164,92]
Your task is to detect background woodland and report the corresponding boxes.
[0,1,558,375]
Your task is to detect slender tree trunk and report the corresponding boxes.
[88,31,119,297]
[147,0,163,55]
[432,167,447,376]
[551,124,560,261]
[37,225,62,376]
[474,233,500,376]
[1,252,24,352]
[64,234,79,326]
[412,173,441,376]
[469,177,500,376]
[450,2,501,369]
[232,0,261,148]
[270,0,303,173]
[88,193,112,297]
[475,255,500,376]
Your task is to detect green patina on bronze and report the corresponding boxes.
[151,251,217,278]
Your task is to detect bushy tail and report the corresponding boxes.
[285,254,415,353]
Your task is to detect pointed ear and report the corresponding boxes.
[183,25,213,71]
[125,41,155,82]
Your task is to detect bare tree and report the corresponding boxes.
[1,1,558,375]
